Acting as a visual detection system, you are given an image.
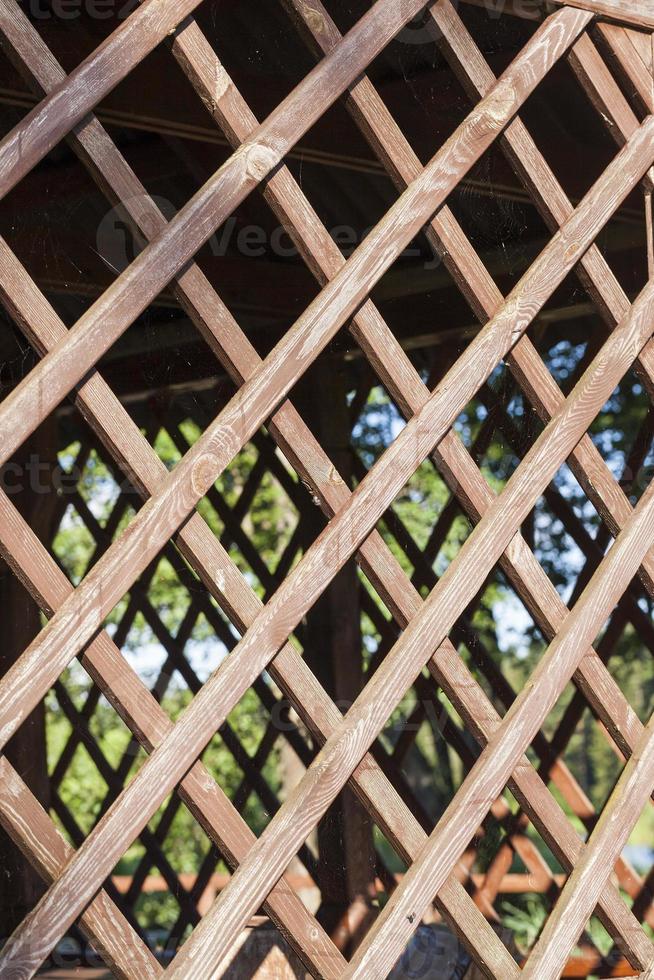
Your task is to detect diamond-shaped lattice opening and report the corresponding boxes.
[181,610,231,683]
[208,0,317,117]
[283,790,388,946]
[50,734,111,842]
[368,240,484,368]
[74,445,123,529]
[456,572,546,694]
[599,614,654,727]
[99,301,234,424]
[0,149,129,313]
[474,384,546,483]
[464,788,562,956]
[223,689,284,832]
[127,790,216,947]
[550,703,623,817]
[4,3,654,977]
[51,501,98,585]
[588,367,654,501]
[534,682,626,825]
[595,194,651,297]
[119,607,171,692]
[144,555,193,641]
[351,381,408,473]
[359,571,396,672]
[383,696,456,828]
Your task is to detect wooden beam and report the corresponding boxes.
[550,0,654,29]
[296,366,376,952]
[460,0,654,28]
[596,22,654,114]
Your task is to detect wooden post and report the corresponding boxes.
[296,363,377,952]
[0,422,56,937]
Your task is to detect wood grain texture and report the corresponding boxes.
[0,11,600,976]
[550,0,654,29]
[279,4,654,964]
[0,0,427,473]
[89,3,654,969]
[596,22,654,117]
[0,5,589,766]
[429,0,654,588]
[161,55,654,980]
[0,251,511,978]
[0,0,205,199]
[160,259,654,980]
[0,230,350,977]
[285,0,654,787]
[0,488,344,979]
[292,0,654,611]
[0,259,517,977]
[2,11,652,976]
[426,644,654,972]
[0,758,161,980]
[342,285,654,977]
[521,712,654,977]
[0,1,651,974]
[0,8,514,974]
[0,90,515,980]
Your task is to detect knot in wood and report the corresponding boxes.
[191,453,219,498]
[244,142,278,183]
[300,1,326,36]
[211,66,230,105]
[484,79,517,131]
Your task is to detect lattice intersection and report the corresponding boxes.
[0,0,653,977]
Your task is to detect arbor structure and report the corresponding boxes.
[1,0,654,977]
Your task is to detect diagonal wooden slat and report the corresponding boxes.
[0,5,524,951]
[425,643,648,944]
[9,0,652,956]
[287,0,654,610]
[550,0,654,28]
[521,709,654,977]
[0,482,520,979]
[0,0,426,201]
[168,10,654,932]
[0,0,206,199]
[0,9,527,969]
[0,2,652,975]
[340,330,654,974]
[0,759,160,980]
[281,0,654,813]
[1,19,652,968]
[0,5,592,758]
[156,248,654,978]
[0,486,345,978]
[596,20,654,119]
[0,0,427,470]
[0,243,516,976]
[428,1,654,578]
[7,280,652,968]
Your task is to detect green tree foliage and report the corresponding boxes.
[46,342,654,944]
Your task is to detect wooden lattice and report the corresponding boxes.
[1,0,654,976]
